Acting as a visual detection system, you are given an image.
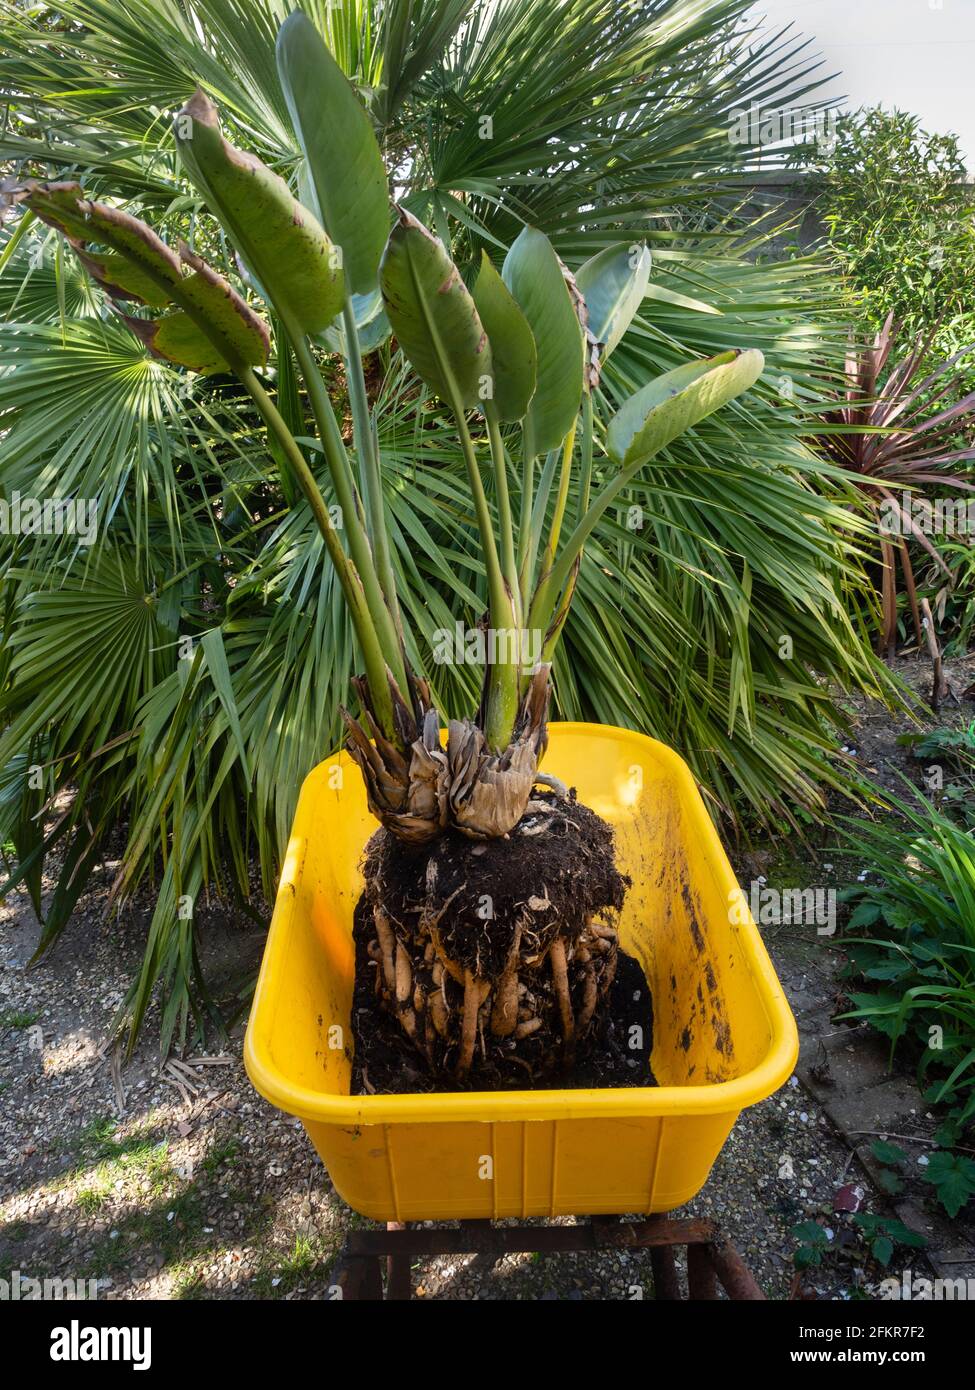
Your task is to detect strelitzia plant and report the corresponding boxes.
[12,12,763,1081]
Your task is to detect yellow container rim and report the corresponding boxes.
[245,723,799,1126]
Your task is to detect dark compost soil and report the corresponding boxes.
[364,788,628,977]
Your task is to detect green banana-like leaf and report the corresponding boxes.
[472,250,537,422]
[24,182,182,302]
[276,10,389,295]
[576,240,652,360]
[470,250,531,422]
[502,225,583,452]
[22,182,269,374]
[379,207,491,409]
[74,248,173,308]
[174,88,343,334]
[607,349,765,469]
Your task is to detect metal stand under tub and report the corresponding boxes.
[331,1213,764,1301]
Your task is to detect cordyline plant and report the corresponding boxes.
[817,311,975,658]
[11,12,762,1080]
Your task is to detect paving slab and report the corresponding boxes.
[824,1077,924,1134]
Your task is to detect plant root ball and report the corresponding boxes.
[354,789,630,1084]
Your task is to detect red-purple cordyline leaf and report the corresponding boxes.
[879,343,975,428]
[875,470,975,489]
[909,452,975,470]
[873,486,951,571]
[904,389,975,438]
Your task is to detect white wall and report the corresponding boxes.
[745,0,975,166]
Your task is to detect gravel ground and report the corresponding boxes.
[2,652,972,1301]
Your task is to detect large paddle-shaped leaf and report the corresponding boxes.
[472,251,536,421]
[21,181,269,374]
[607,349,765,468]
[276,11,389,296]
[502,226,583,453]
[537,348,767,612]
[379,207,491,410]
[576,241,652,361]
[174,89,343,334]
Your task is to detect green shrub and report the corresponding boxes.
[920,543,975,658]
[839,780,975,1137]
[896,731,975,829]
[799,107,975,358]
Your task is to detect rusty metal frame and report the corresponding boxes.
[331,1213,764,1300]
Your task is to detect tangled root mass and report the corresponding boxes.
[350,790,653,1089]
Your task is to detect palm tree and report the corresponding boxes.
[0,0,890,1054]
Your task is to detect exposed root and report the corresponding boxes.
[549,938,574,1051]
[394,940,412,1005]
[457,971,490,1078]
[514,1017,543,1040]
[490,923,522,1039]
[366,908,622,1081]
[576,952,599,1036]
[534,772,569,799]
[374,907,396,992]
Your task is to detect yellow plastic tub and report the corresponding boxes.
[245,723,798,1221]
